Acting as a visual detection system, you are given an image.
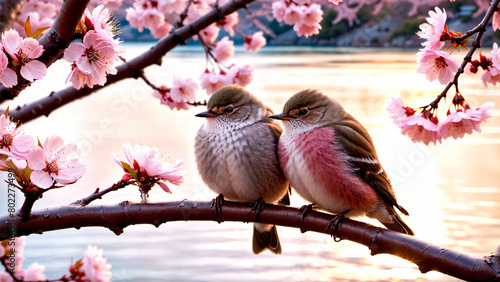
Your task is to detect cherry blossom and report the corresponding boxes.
[77,246,112,282]
[328,0,343,4]
[399,115,442,145]
[218,12,239,37]
[301,4,323,27]
[467,102,495,122]
[27,136,86,189]
[493,10,500,31]
[272,0,287,22]
[199,24,220,44]
[417,7,447,51]
[170,75,199,103]
[66,62,98,89]
[1,29,47,82]
[214,36,235,62]
[64,31,118,87]
[152,86,190,111]
[293,22,322,38]
[0,113,35,160]
[0,45,17,88]
[24,263,46,281]
[383,94,413,124]
[439,111,481,140]
[84,5,117,38]
[199,70,232,95]
[0,272,12,282]
[244,31,266,52]
[417,49,459,85]
[283,4,302,25]
[228,64,254,86]
[111,142,184,195]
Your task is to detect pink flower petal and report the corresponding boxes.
[21,60,47,81]
[30,170,54,188]
[27,147,46,170]
[64,43,86,63]
[158,181,172,193]
[0,67,17,88]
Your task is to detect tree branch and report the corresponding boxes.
[426,0,500,109]
[0,200,498,281]
[0,0,91,100]
[9,0,254,124]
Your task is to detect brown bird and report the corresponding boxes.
[194,84,290,254]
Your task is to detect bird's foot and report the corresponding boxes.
[298,203,315,221]
[248,197,265,221]
[211,194,225,216]
[326,209,350,242]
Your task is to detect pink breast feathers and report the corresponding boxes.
[294,127,378,212]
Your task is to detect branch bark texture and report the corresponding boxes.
[0,200,498,281]
[9,0,255,123]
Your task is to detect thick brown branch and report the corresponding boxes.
[9,0,254,124]
[0,0,91,100]
[0,200,498,281]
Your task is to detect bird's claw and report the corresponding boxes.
[211,194,225,216]
[325,209,350,242]
[249,197,265,221]
[298,203,315,221]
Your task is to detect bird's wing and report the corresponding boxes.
[331,114,409,216]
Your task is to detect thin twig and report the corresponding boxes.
[73,180,131,206]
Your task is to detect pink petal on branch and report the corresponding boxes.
[493,10,500,31]
[439,111,480,140]
[30,170,54,189]
[301,4,323,26]
[244,31,266,52]
[21,60,47,81]
[79,246,112,282]
[417,49,459,85]
[399,115,442,145]
[214,36,235,62]
[170,75,199,103]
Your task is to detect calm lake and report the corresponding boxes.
[1,44,500,281]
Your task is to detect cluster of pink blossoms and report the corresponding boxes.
[70,245,112,282]
[13,0,61,38]
[272,0,324,38]
[416,7,459,85]
[0,29,47,87]
[0,237,47,281]
[127,0,263,106]
[384,95,494,145]
[64,5,123,89]
[1,238,111,282]
[0,112,86,190]
[111,142,184,202]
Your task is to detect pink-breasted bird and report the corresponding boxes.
[194,84,290,254]
[269,89,413,235]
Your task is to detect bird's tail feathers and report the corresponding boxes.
[252,224,282,255]
[380,206,414,236]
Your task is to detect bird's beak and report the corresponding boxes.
[195,110,218,118]
[269,113,296,120]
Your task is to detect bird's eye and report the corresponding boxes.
[298,108,309,116]
[224,106,234,113]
